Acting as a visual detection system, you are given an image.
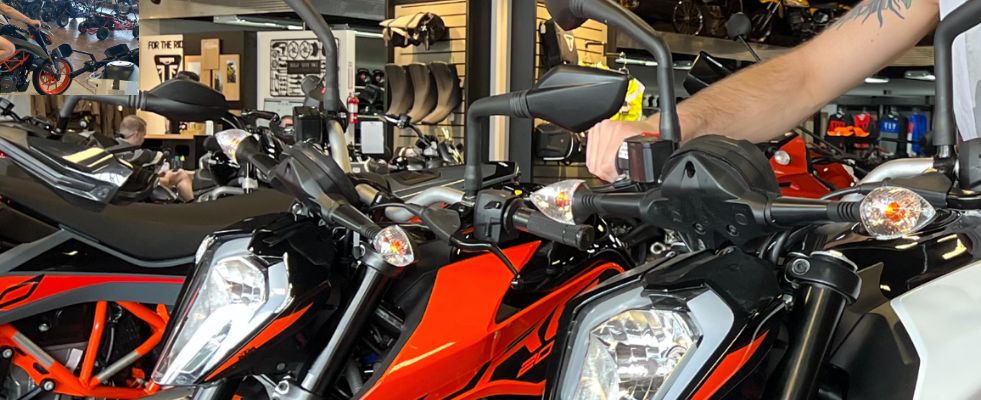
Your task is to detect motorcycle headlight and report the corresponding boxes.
[152,238,292,386]
[559,285,734,400]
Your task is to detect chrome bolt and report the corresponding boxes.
[791,259,811,275]
[37,323,49,333]
[1,348,13,359]
[41,380,55,391]
[275,381,290,394]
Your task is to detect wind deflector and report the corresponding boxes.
[0,126,133,210]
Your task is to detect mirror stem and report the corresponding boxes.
[578,0,680,144]
[282,0,345,113]
[933,0,981,159]
[463,94,516,199]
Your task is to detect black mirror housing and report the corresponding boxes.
[527,65,629,132]
[53,43,73,59]
[144,80,230,122]
[726,12,753,40]
[545,0,588,31]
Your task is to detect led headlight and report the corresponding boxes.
[152,238,292,386]
[559,285,733,400]
[576,309,698,399]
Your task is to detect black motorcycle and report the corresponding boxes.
[40,0,88,28]
[749,0,856,43]
[537,1,981,400]
[0,82,296,398]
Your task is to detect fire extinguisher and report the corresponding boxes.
[346,92,360,142]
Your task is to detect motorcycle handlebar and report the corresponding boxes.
[765,198,861,227]
[574,189,862,232]
[233,136,277,177]
[511,206,595,250]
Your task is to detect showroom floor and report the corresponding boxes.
[25,16,138,95]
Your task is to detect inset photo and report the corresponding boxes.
[0,0,138,95]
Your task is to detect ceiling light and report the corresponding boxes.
[213,15,303,30]
[864,77,891,84]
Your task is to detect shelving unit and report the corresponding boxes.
[614,30,935,67]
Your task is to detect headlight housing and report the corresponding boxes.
[576,309,699,399]
[558,285,734,400]
[152,237,293,386]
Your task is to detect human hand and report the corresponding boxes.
[586,117,660,182]
[28,19,41,28]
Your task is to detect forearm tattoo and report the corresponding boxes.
[835,0,914,27]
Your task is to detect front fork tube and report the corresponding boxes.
[277,249,397,400]
[770,251,861,400]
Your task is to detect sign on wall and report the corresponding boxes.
[257,30,357,105]
[139,34,185,134]
[140,34,185,90]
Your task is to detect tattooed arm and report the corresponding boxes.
[585,0,938,181]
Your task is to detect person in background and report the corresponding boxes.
[116,114,194,201]
[0,3,42,61]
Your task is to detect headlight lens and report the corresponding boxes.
[575,309,699,400]
[153,241,292,386]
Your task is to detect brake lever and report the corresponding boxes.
[373,202,520,283]
[450,232,521,285]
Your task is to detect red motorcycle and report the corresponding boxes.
[684,15,861,198]
[79,10,139,40]
[0,24,74,95]
[762,130,862,197]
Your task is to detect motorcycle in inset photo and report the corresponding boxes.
[0,23,75,95]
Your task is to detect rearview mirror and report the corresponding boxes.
[525,65,630,132]
[53,43,73,58]
[726,12,753,40]
[544,0,588,31]
[104,43,130,59]
[143,79,230,122]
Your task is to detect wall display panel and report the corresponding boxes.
[256,30,358,108]
[391,0,467,150]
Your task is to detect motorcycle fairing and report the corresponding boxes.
[889,258,981,399]
[358,241,626,399]
[4,36,48,59]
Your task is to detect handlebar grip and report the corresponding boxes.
[767,199,862,226]
[513,207,595,250]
